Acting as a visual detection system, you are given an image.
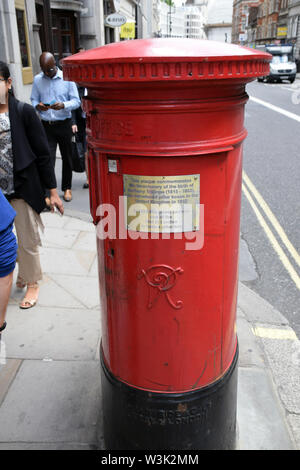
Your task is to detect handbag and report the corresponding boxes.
[71,135,85,173]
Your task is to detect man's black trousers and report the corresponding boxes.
[42,118,73,192]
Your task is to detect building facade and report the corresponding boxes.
[157,1,206,39]
[185,5,206,38]
[247,4,261,45]
[288,0,300,58]
[255,0,281,45]
[205,0,233,43]
[158,2,186,37]
[255,0,298,47]
[0,0,152,102]
[244,0,300,57]
[232,0,264,44]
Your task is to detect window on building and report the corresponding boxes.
[16,9,29,67]
[103,0,115,44]
[15,0,33,84]
[267,23,271,38]
[51,10,76,63]
[290,15,299,37]
[257,26,261,39]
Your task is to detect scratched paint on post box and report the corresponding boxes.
[123,174,200,233]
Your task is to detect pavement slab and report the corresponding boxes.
[236,315,265,368]
[72,231,97,252]
[10,274,85,310]
[0,442,96,450]
[39,246,96,276]
[0,359,22,407]
[41,227,80,249]
[58,215,95,233]
[287,415,300,450]
[253,324,300,415]
[237,367,294,450]
[54,274,100,309]
[238,282,289,326]
[3,305,100,361]
[0,360,101,445]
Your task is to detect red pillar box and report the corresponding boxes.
[62,39,270,450]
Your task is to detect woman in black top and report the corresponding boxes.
[0,61,64,309]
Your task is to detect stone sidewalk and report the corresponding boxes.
[0,212,299,450]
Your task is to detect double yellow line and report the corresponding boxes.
[242,171,300,291]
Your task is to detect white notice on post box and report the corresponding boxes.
[108,159,118,173]
[123,174,200,233]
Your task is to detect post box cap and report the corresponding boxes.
[62,38,271,83]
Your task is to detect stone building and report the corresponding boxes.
[205,0,233,43]
[245,0,300,56]
[288,0,300,58]
[0,0,152,102]
[246,4,261,45]
[157,0,206,39]
[255,0,281,45]
[232,0,263,44]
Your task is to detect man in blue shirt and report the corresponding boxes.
[31,52,80,202]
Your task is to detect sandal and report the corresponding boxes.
[19,283,39,310]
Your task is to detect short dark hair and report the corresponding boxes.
[0,61,14,96]
[0,61,10,81]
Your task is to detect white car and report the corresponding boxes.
[258,46,297,84]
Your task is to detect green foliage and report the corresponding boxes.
[161,0,174,6]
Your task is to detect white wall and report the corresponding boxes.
[207,26,232,43]
[205,0,233,43]
[80,0,105,49]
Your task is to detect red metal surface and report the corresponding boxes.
[63,39,270,393]
[63,38,270,83]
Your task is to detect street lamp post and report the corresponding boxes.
[169,2,172,37]
[167,2,175,38]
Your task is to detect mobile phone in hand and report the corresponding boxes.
[43,100,56,106]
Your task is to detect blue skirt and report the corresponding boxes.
[0,223,18,278]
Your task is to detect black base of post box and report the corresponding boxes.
[100,344,238,451]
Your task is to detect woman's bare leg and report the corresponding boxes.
[0,271,13,327]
